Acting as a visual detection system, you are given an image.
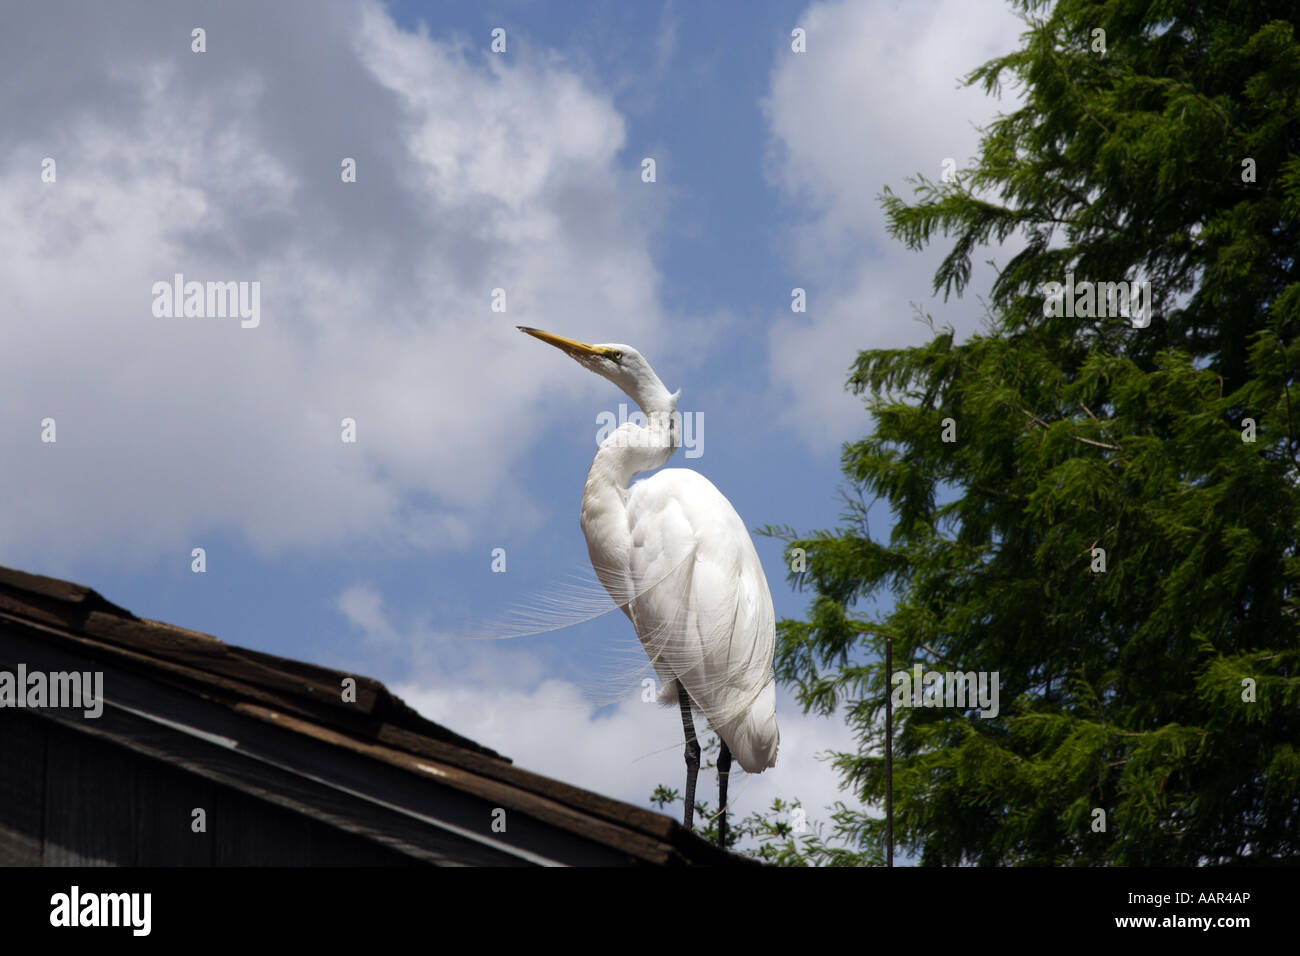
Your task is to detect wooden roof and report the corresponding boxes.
[0,565,747,866]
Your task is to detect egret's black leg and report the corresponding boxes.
[678,685,700,830]
[717,741,732,847]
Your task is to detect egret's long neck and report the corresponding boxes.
[585,371,678,491]
[579,366,677,609]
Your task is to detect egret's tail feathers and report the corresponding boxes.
[719,679,779,774]
[449,551,695,641]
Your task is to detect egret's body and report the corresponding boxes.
[520,326,778,844]
[586,466,779,773]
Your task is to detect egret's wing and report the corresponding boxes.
[624,469,779,773]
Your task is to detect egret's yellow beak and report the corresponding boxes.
[518,326,617,360]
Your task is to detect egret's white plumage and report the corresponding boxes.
[519,327,779,793]
[611,468,779,773]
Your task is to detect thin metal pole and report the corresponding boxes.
[885,634,893,867]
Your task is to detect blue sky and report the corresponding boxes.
[1,0,1026,851]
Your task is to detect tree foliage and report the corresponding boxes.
[768,0,1300,865]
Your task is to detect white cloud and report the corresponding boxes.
[0,0,669,566]
[764,0,1027,446]
[340,583,863,842]
[395,678,862,839]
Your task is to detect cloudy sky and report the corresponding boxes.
[1,0,1026,851]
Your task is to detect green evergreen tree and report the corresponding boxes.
[766,0,1300,865]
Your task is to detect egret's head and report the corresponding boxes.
[518,326,675,413]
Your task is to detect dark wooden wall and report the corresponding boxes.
[0,710,421,866]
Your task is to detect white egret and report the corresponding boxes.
[518,326,779,846]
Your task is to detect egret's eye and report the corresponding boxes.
[608,350,623,365]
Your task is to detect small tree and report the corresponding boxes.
[649,732,879,865]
